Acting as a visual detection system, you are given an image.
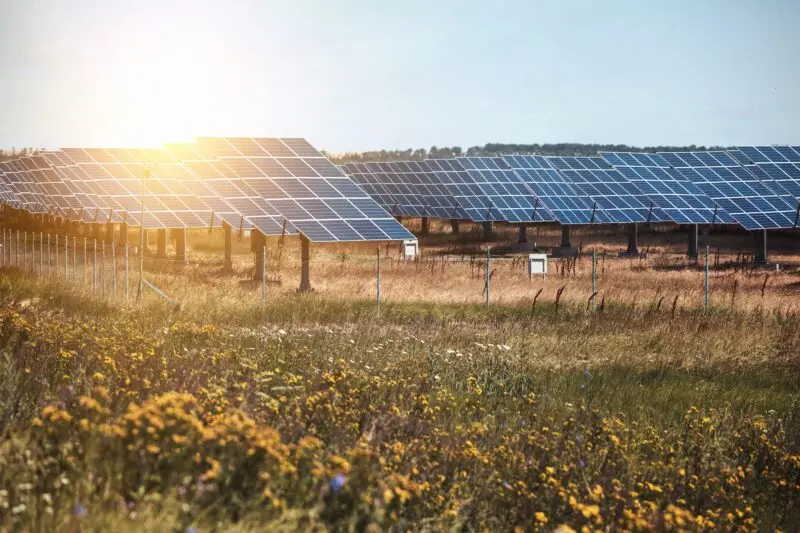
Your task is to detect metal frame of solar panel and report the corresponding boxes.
[600,152,734,225]
[196,138,413,242]
[502,155,595,224]
[449,157,549,223]
[547,156,651,223]
[732,146,800,201]
[41,151,105,223]
[658,151,798,230]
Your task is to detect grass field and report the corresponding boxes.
[0,222,799,531]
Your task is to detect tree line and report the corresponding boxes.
[324,142,728,164]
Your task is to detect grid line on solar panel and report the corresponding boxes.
[599,152,734,225]
[546,156,650,224]
[659,151,799,230]
[190,138,413,242]
[502,155,597,224]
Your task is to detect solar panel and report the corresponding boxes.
[397,160,466,219]
[28,154,78,217]
[600,152,734,225]
[2,159,42,213]
[195,138,414,242]
[502,155,593,224]
[450,157,553,223]
[659,151,799,230]
[41,151,103,222]
[733,146,800,200]
[548,156,651,223]
[0,161,22,209]
[163,143,264,233]
[345,161,442,218]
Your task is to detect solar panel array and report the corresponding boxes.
[600,152,735,224]
[6,143,800,236]
[659,151,798,230]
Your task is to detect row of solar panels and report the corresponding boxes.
[341,146,800,231]
[0,138,415,243]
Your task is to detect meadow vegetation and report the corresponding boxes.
[0,223,799,531]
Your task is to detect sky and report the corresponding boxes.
[1,0,799,153]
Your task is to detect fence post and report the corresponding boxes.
[55,233,59,280]
[64,235,68,280]
[83,237,87,284]
[376,246,381,307]
[16,230,19,268]
[101,241,106,299]
[93,239,97,295]
[485,246,491,307]
[111,244,117,301]
[38,232,42,281]
[72,236,76,281]
[704,245,709,311]
[125,243,129,302]
[261,245,266,309]
[591,248,597,311]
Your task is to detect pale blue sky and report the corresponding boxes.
[1,0,799,152]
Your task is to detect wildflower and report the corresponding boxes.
[330,474,347,493]
[73,502,87,519]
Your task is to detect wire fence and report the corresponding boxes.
[0,227,790,315]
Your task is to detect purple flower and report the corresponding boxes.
[186,527,199,533]
[330,474,347,493]
[73,503,87,519]
[578,459,586,468]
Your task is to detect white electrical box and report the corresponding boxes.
[402,239,419,259]
[528,253,547,277]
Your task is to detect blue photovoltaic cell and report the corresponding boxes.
[453,157,554,223]
[734,146,800,201]
[660,151,798,230]
[502,155,594,224]
[197,138,414,242]
[600,152,734,225]
[547,156,650,223]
